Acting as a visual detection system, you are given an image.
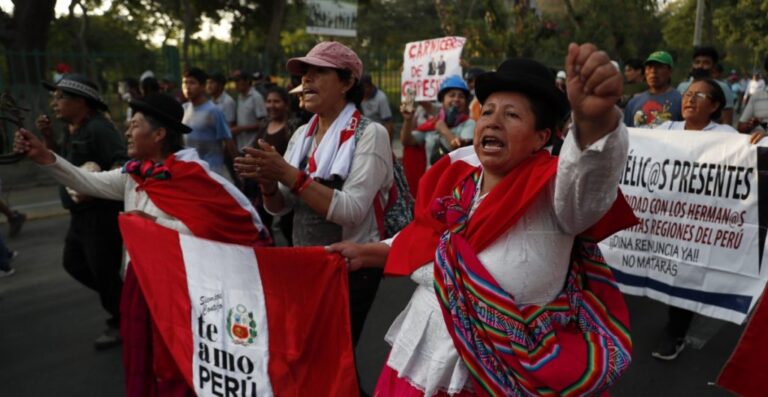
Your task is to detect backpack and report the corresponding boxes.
[353,117,414,238]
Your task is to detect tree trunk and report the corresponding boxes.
[68,0,93,79]
[181,1,194,69]
[264,0,287,75]
[0,0,57,85]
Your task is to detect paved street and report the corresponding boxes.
[0,214,744,396]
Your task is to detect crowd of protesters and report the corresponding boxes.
[6,37,768,397]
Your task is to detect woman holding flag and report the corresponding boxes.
[330,42,637,396]
[15,93,270,397]
[233,41,394,387]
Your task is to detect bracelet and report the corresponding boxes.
[297,176,313,195]
[290,171,309,195]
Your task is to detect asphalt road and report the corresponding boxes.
[0,216,743,396]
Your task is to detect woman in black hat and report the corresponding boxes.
[15,93,270,397]
[329,43,636,396]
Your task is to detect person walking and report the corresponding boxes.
[35,74,127,350]
[234,41,393,393]
[230,69,267,151]
[182,67,237,181]
[330,42,635,396]
[16,93,270,397]
[624,51,683,128]
[206,72,236,127]
[675,46,736,125]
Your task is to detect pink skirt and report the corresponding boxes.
[373,363,475,397]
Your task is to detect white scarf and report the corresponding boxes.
[287,103,360,180]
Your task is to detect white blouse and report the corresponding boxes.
[267,121,394,244]
[383,111,630,396]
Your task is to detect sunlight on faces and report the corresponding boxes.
[205,79,223,97]
[441,89,468,112]
[125,112,164,159]
[474,92,550,178]
[182,76,205,101]
[266,92,287,121]
[682,81,719,122]
[300,65,353,116]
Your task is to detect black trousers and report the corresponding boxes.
[63,203,124,328]
[666,306,695,339]
[348,268,384,348]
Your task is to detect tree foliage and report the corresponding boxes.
[713,0,768,72]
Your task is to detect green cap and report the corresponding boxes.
[644,51,674,67]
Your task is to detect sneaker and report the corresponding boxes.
[94,327,122,351]
[0,267,14,278]
[8,211,26,237]
[8,250,18,262]
[651,335,686,361]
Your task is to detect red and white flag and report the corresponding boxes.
[119,214,359,397]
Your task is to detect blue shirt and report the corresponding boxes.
[623,89,683,128]
[182,100,232,168]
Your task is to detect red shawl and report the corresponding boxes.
[385,147,637,276]
[128,151,270,245]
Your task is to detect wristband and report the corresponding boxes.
[297,176,313,195]
[291,171,309,195]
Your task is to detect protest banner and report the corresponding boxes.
[119,215,358,397]
[599,129,768,324]
[401,36,466,102]
[306,0,357,38]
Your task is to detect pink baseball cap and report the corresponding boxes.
[286,42,363,81]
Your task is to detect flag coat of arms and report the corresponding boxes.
[119,215,359,397]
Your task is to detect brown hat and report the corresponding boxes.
[286,42,363,81]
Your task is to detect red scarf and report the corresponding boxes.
[385,149,637,276]
[128,152,270,246]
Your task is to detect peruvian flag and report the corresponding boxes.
[119,214,359,397]
[717,285,768,396]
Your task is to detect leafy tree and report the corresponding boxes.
[559,0,662,62]
[713,0,768,72]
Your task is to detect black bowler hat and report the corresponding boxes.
[129,93,192,134]
[42,73,108,111]
[474,58,570,123]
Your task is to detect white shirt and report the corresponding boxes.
[656,120,738,133]
[361,88,393,123]
[211,91,236,125]
[267,121,394,244]
[235,88,267,150]
[382,111,629,395]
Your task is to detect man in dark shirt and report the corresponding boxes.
[37,74,128,350]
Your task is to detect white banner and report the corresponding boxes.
[306,0,357,38]
[401,36,466,102]
[599,128,768,324]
